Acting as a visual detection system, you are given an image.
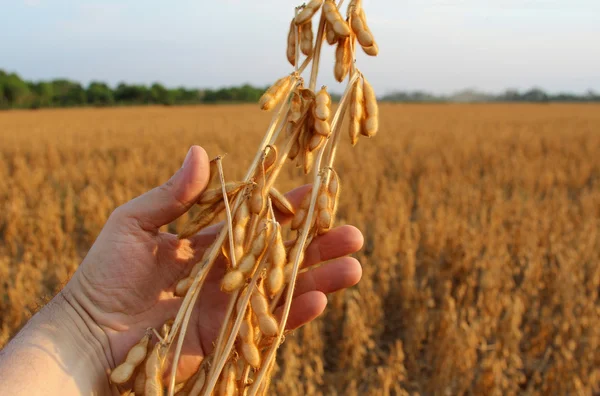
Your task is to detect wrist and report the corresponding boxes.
[0,291,116,395]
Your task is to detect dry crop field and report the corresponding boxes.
[1,103,600,394]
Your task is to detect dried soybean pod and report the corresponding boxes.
[284,242,306,281]
[358,8,378,56]
[294,0,324,25]
[145,343,166,396]
[319,168,341,234]
[288,137,301,161]
[308,134,325,152]
[231,203,249,263]
[174,248,212,296]
[361,77,378,137]
[303,148,315,174]
[313,118,330,137]
[314,87,331,121]
[263,145,278,174]
[325,21,338,45]
[349,77,364,145]
[286,18,296,66]
[323,0,351,37]
[328,168,341,206]
[239,312,261,369]
[197,181,248,206]
[291,187,312,230]
[134,363,146,395]
[362,42,379,56]
[334,36,351,82]
[269,187,295,216]
[237,253,258,275]
[250,158,266,215]
[289,90,303,124]
[259,75,293,111]
[251,290,279,337]
[316,177,331,235]
[300,20,314,56]
[179,200,226,239]
[110,333,151,384]
[221,269,245,293]
[267,225,286,296]
[350,8,374,48]
[218,361,237,396]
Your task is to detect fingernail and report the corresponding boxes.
[182,147,194,169]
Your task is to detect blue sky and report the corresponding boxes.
[1,0,599,95]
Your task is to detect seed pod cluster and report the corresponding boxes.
[110,333,151,384]
[111,1,380,394]
[221,223,270,292]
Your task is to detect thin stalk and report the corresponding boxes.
[308,12,327,91]
[295,7,301,73]
[239,363,252,395]
[217,156,237,269]
[167,265,210,396]
[298,54,312,74]
[202,226,280,396]
[268,95,295,146]
[325,72,360,168]
[205,289,238,385]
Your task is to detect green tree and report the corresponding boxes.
[150,83,173,105]
[1,72,32,107]
[51,79,87,106]
[86,82,114,106]
[29,82,54,108]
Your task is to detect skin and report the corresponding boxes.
[0,145,364,395]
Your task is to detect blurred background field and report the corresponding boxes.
[1,103,600,394]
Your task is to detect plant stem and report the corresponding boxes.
[202,225,279,396]
[308,13,327,91]
[325,72,360,169]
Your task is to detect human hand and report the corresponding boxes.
[60,145,363,385]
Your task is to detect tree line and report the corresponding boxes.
[1,69,598,110]
[380,88,600,103]
[0,69,268,109]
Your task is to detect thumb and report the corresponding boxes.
[118,146,210,231]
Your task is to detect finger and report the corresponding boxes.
[297,225,364,268]
[292,257,362,297]
[274,290,328,330]
[118,146,210,231]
